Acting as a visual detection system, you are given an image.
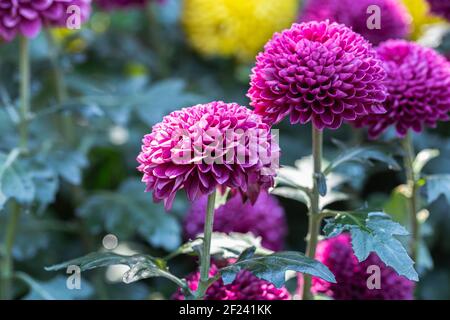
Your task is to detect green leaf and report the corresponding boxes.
[0,150,35,209]
[274,156,349,208]
[45,251,185,287]
[324,211,418,281]
[214,188,231,210]
[78,179,182,251]
[17,273,93,300]
[271,187,310,206]
[47,149,88,185]
[134,79,205,126]
[324,144,400,176]
[413,149,440,176]
[383,185,410,225]
[182,232,271,260]
[422,174,450,204]
[220,250,336,288]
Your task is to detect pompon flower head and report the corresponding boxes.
[401,0,444,40]
[181,0,299,62]
[354,40,450,138]
[173,263,290,300]
[136,101,279,210]
[0,0,91,41]
[184,191,287,251]
[299,0,411,45]
[95,0,149,10]
[427,0,450,21]
[248,21,388,130]
[311,233,414,300]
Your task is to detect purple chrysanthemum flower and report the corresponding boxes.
[95,0,148,10]
[299,0,411,45]
[0,0,91,41]
[354,40,450,138]
[311,233,414,300]
[184,191,287,251]
[247,21,388,130]
[427,0,450,21]
[173,263,290,300]
[136,101,279,210]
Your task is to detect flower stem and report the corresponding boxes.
[18,37,30,150]
[0,203,21,300]
[45,30,74,144]
[195,190,217,300]
[302,125,323,300]
[402,132,419,261]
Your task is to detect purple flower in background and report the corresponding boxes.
[136,101,279,210]
[0,0,91,41]
[184,191,287,251]
[95,0,148,10]
[173,263,290,300]
[248,21,388,130]
[354,40,450,138]
[427,0,450,21]
[311,233,414,300]
[299,0,411,45]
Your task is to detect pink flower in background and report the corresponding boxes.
[354,40,450,138]
[95,0,148,10]
[173,263,290,300]
[247,21,388,130]
[184,191,287,251]
[311,233,414,300]
[136,101,279,210]
[0,0,91,41]
[427,0,450,21]
[299,0,411,45]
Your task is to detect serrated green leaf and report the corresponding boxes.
[324,211,418,281]
[413,149,440,176]
[324,144,400,176]
[271,187,310,206]
[45,251,184,287]
[220,251,336,288]
[423,174,450,204]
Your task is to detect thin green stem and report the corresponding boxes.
[302,126,323,300]
[18,37,30,150]
[195,190,217,300]
[45,30,74,144]
[0,203,21,300]
[402,133,419,261]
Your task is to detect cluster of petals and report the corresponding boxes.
[299,0,411,45]
[0,0,91,41]
[248,21,388,130]
[173,263,290,300]
[354,40,450,138]
[426,0,450,20]
[137,101,279,210]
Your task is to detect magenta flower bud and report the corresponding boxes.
[247,21,388,130]
[0,0,92,41]
[136,101,279,210]
[173,263,290,300]
[311,233,414,300]
[184,191,287,251]
[354,40,450,138]
[299,0,411,45]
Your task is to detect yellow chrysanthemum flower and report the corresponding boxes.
[401,0,444,40]
[181,0,299,62]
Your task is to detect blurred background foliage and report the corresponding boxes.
[0,0,449,300]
